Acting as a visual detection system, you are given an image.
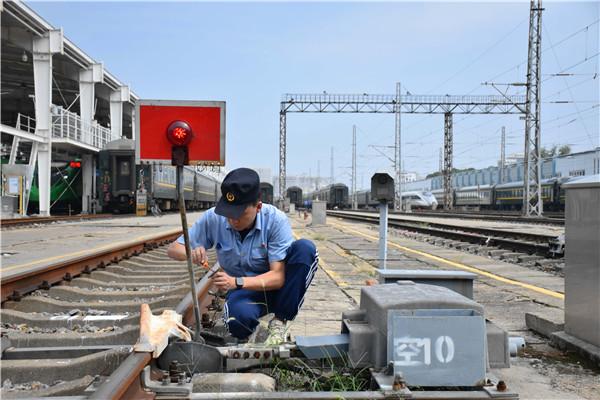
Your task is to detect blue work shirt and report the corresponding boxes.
[177,204,293,277]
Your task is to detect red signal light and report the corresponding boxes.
[70,161,81,168]
[166,120,193,146]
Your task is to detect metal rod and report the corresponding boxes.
[176,263,221,326]
[378,201,388,270]
[177,165,202,340]
[189,392,401,400]
[89,352,151,400]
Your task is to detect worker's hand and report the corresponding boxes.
[191,246,209,268]
[212,271,235,291]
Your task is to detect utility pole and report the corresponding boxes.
[500,126,506,184]
[394,82,402,210]
[443,112,454,210]
[316,160,320,190]
[523,0,543,216]
[352,125,357,209]
[330,147,334,185]
[439,147,443,173]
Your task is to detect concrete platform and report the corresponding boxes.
[291,213,598,400]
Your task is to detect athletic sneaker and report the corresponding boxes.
[264,318,290,346]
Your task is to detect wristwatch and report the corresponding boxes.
[235,277,244,290]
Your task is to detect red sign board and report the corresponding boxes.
[135,100,225,165]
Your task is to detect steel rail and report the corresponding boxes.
[397,209,564,225]
[1,230,182,303]
[87,264,220,400]
[328,211,556,256]
[88,351,153,400]
[0,213,119,228]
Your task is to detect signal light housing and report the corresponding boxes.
[166,120,193,166]
[166,120,193,146]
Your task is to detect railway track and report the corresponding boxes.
[396,209,565,226]
[0,213,121,229]
[0,230,220,399]
[327,210,564,266]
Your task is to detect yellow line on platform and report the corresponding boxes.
[292,231,348,288]
[329,220,564,300]
[1,228,182,275]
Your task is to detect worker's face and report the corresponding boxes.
[228,202,262,231]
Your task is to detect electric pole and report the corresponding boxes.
[352,125,357,209]
[523,0,543,216]
[316,160,320,190]
[394,82,402,210]
[330,147,334,185]
[501,126,506,184]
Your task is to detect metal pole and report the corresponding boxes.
[394,82,402,211]
[352,125,357,209]
[523,0,543,217]
[330,146,334,185]
[443,112,454,210]
[500,126,506,184]
[279,110,287,205]
[378,201,388,270]
[177,165,202,340]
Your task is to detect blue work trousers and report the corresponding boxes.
[222,239,318,339]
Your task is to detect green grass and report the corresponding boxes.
[264,353,371,392]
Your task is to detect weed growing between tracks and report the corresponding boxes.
[258,352,371,392]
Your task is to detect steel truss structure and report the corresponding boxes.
[523,0,543,217]
[279,93,526,208]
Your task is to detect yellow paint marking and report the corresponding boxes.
[329,220,564,300]
[292,231,348,288]
[0,228,183,275]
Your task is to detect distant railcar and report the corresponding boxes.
[286,186,303,208]
[454,185,494,208]
[401,191,439,209]
[310,183,350,209]
[494,178,561,211]
[259,182,274,204]
[355,189,377,209]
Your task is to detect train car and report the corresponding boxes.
[401,191,438,210]
[312,183,350,209]
[355,189,377,209]
[431,188,445,206]
[494,178,560,211]
[454,185,494,209]
[28,160,83,214]
[286,186,303,208]
[259,182,274,204]
[98,138,219,213]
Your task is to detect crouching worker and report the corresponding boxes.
[167,168,318,345]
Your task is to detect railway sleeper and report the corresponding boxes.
[3,325,138,348]
[67,276,185,290]
[1,375,94,399]
[3,294,182,314]
[499,252,522,262]
[42,285,190,302]
[105,265,200,276]
[119,259,187,268]
[1,346,131,385]
[0,307,172,330]
[88,271,188,284]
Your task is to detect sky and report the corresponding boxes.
[29,0,599,190]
